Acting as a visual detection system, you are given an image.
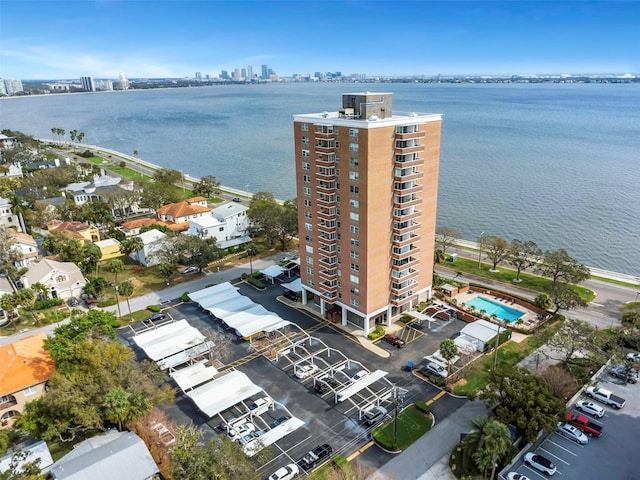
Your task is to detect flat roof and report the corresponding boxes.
[189,282,238,302]
[132,319,205,361]
[243,417,305,457]
[186,370,263,418]
[156,341,214,371]
[170,360,219,392]
[337,370,388,402]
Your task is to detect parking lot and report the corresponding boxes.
[505,370,640,479]
[118,278,470,477]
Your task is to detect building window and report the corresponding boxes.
[305,235,312,242]
[302,136,309,145]
[349,171,359,181]
[350,199,359,208]
[350,298,359,307]
[306,256,314,265]
[302,150,310,158]
[304,199,311,207]
[306,267,314,276]
[350,274,359,284]
[350,225,359,234]
[303,175,311,183]
[23,385,37,396]
[350,251,359,260]
[350,238,359,247]
[302,161,310,170]
[350,263,359,272]
[55,275,66,283]
[349,185,359,194]
[219,227,224,231]
[349,157,359,167]
[349,143,359,152]
[301,123,309,131]
[307,278,314,286]
[350,212,359,221]
[306,245,313,254]
[349,128,359,137]
[303,187,311,195]
[305,223,312,231]
[304,211,312,219]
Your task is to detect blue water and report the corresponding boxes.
[1,83,639,275]
[464,296,525,323]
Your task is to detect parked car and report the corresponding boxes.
[181,266,198,275]
[557,422,589,444]
[507,473,530,480]
[314,382,330,394]
[575,400,605,418]
[626,351,640,362]
[218,414,240,431]
[248,396,273,416]
[425,361,448,379]
[363,406,388,426]
[270,415,290,429]
[300,443,333,470]
[524,452,557,476]
[232,197,241,202]
[350,370,369,383]
[67,297,79,307]
[227,422,255,441]
[294,363,319,380]
[84,297,96,309]
[238,430,263,445]
[585,385,626,409]
[268,463,300,480]
[610,365,639,383]
[565,412,603,437]
[282,289,298,301]
[381,334,405,348]
[317,375,340,389]
[143,312,166,325]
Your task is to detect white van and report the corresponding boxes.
[248,396,274,416]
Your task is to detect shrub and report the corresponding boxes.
[419,369,446,387]
[367,325,385,340]
[79,149,94,157]
[119,161,126,168]
[247,277,266,289]
[97,298,117,307]
[414,400,430,414]
[33,298,64,310]
[251,271,264,279]
[399,314,414,324]
[147,304,161,312]
[241,273,248,280]
[181,292,190,302]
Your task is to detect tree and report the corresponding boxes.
[138,180,182,209]
[507,239,541,282]
[246,243,259,275]
[174,235,222,272]
[277,199,298,250]
[31,282,49,300]
[483,235,509,271]
[119,236,144,257]
[118,280,134,321]
[536,249,590,285]
[482,419,512,480]
[0,450,44,480]
[439,338,458,379]
[433,249,445,264]
[0,226,22,280]
[107,259,126,319]
[153,168,181,185]
[547,282,587,315]
[540,365,579,400]
[248,196,282,247]
[534,292,552,310]
[435,226,460,256]
[158,263,174,285]
[620,301,640,328]
[193,175,220,197]
[102,188,141,221]
[0,293,19,330]
[462,416,511,480]
[537,318,603,366]
[479,367,564,443]
[104,387,131,431]
[84,276,109,299]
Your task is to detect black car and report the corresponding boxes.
[143,312,167,325]
[269,415,290,428]
[282,289,298,301]
[300,444,333,469]
[67,297,80,307]
[381,334,406,348]
[232,197,241,202]
[314,382,329,394]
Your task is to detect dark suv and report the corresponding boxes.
[381,334,405,348]
[300,444,333,469]
[143,312,166,325]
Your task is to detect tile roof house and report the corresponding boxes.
[187,202,251,249]
[155,197,210,231]
[47,219,100,243]
[0,197,21,232]
[120,217,182,237]
[9,229,39,267]
[49,430,159,480]
[0,334,55,428]
[20,258,87,300]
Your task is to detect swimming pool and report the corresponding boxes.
[464,296,525,323]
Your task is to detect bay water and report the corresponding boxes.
[1,82,639,275]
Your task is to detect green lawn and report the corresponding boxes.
[443,256,595,302]
[372,405,433,451]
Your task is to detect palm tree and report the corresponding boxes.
[77,132,85,145]
[246,243,259,275]
[439,338,459,384]
[107,259,125,319]
[464,416,511,480]
[69,129,77,144]
[118,280,134,322]
[483,420,512,480]
[0,293,19,331]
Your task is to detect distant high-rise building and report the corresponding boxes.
[195,72,202,81]
[80,76,96,92]
[95,80,113,91]
[241,68,247,80]
[0,79,9,96]
[247,65,253,80]
[220,70,229,80]
[293,92,442,335]
[261,64,268,79]
[3,79,23,96]
[118,72,130,90]
[233,68,242,81]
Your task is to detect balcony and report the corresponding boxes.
[317,181,336,195]
[392,220,421,235]
[395,130,425,140]
[394,169,423,183]
[393,193,421,208]
[0,396,17,410]
[319,255,338,269]
[318,244,337,256]
[393,207,422,222]
[391,279,417,295]
[315,127,335,139]
[317,194,336,207]
[317,232,337,246]
[316,169,335,181]
[392,232,420,247]
[317,207,337,222]
[390,293,413,307]
[318,268,338,282]
[394,181,421,195]
[394,143,423,155]
[316,153,336,166]
[395,153,424,168]
[393,256,420,270]
[321,290,338,301]
[315,140,335,153]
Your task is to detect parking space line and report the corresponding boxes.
[547,437,580,456]
[346,440,375,461]
[540,446,571,465]
[522,464,550,479]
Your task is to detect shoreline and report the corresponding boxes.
[43,140,640,287]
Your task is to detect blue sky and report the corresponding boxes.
[1,1,638,79]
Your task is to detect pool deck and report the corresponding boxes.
[454,291,539,330]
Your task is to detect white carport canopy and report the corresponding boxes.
[186,371,263,418]
[243,417,305,457]
[156,340,214,371]
[205,295,255,318]
[195,289,241,310]
[337,370,388,402]
[261,265,285,283]
[235,315,290,339]
[189,282,238,302]
[133,319,205,361]
[282,278,303,292]
[170,360,219,392]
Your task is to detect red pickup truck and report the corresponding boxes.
[565,412,603,438]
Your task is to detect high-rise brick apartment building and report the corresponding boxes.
[293,93,442,334]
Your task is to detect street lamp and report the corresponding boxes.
[477,232,485,269]
[245,184,250,199]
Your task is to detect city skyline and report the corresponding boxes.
[1,1,638,80]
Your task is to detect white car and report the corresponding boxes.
[507,473,531,480]
[626,351,640,362]
[524,452,557,476]
[351,369,369,383]
[181,266,198,274]
[425,361,448,379]
[227,422,255,441]
[557,422,588,445]
[294,364,319,380]
[575,400,605,418]
[248,396,273,416]
[268,463,300,480]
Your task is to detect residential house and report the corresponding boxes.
[9,230,39,267]
[47,219,100,243]
[156,196,210,232]
[49,430,159,480]
[132,229,166,267]
[0,334,55,428]
[120,217,182,237]
[187,202,251,248]
[0,162,23,179]
[0,440,54,473]
[21,258,87,300]
[23,157,70,170]
[94,238,123,261]
[0,134,18,149]
[0,197,21,232]
[0,276,13,325]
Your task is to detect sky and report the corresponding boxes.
[1,1,638,80]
